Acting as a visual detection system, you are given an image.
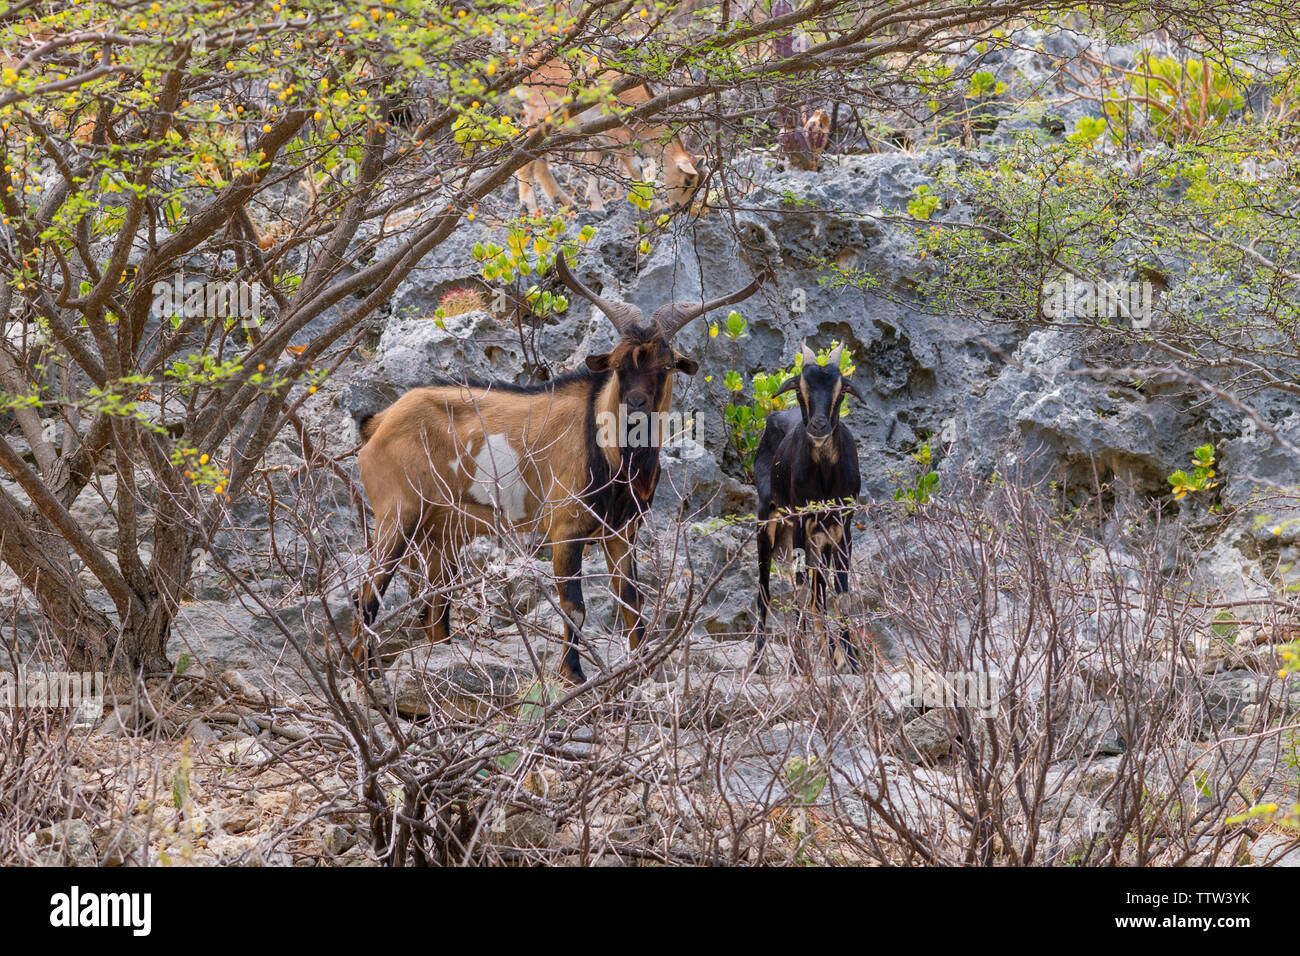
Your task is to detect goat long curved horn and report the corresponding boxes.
[650,273,764,338]
[555,250,643,334]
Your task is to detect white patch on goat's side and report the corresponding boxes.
[468,433,528,521]
[449,457,461,476]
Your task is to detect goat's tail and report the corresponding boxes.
[358,410,385,444]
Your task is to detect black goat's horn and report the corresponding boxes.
[650,272,764,338]
[555,251,643,334]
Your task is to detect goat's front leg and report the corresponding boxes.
[515,162,539,216]
[533,157,576,209]
[830,528,860,673]
[412,529,453,646]
[352,506,414,678]
[553,538,588,684]
[583,170,607,213]
[805,556,829,672]
[602,525,644,650]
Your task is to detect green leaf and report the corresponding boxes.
[724,311,747,339]
[784,756,826,805]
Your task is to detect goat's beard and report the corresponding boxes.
[621,444,661,505]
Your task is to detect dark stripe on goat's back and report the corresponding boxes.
[425,366,602,396]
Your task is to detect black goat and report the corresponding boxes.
[753,344,862,669]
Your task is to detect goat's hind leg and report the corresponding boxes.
[752,521,774,666]
[352,504,415,678]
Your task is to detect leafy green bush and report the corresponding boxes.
[467,213,593,367]
[907,183,940,220]
[894,443,938,512]
[1106,56,1245,143]
[1168,443,1218,501]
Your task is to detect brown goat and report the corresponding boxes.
[778,109,832,171]
[515,58,706,215]
[353,253,761,683]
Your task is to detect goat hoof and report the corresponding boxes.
[833,643,863,674]
[835,658,862,676]
[559,662,587,686]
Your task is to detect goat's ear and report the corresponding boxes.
[586,352,613,372]
[674,353,699,375]
[676,156,699,176]
[842,377,864,400]
[775,374,801,397]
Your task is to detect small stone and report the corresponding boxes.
[217,805,257,834]
[92,822,143,867]
[321,823,357,855]
[898,710,953,764]
[219,669,264,700]
[493,808,557,849]
[186,719,220,748]
[215,735,272,766]
[32,820,96,866]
